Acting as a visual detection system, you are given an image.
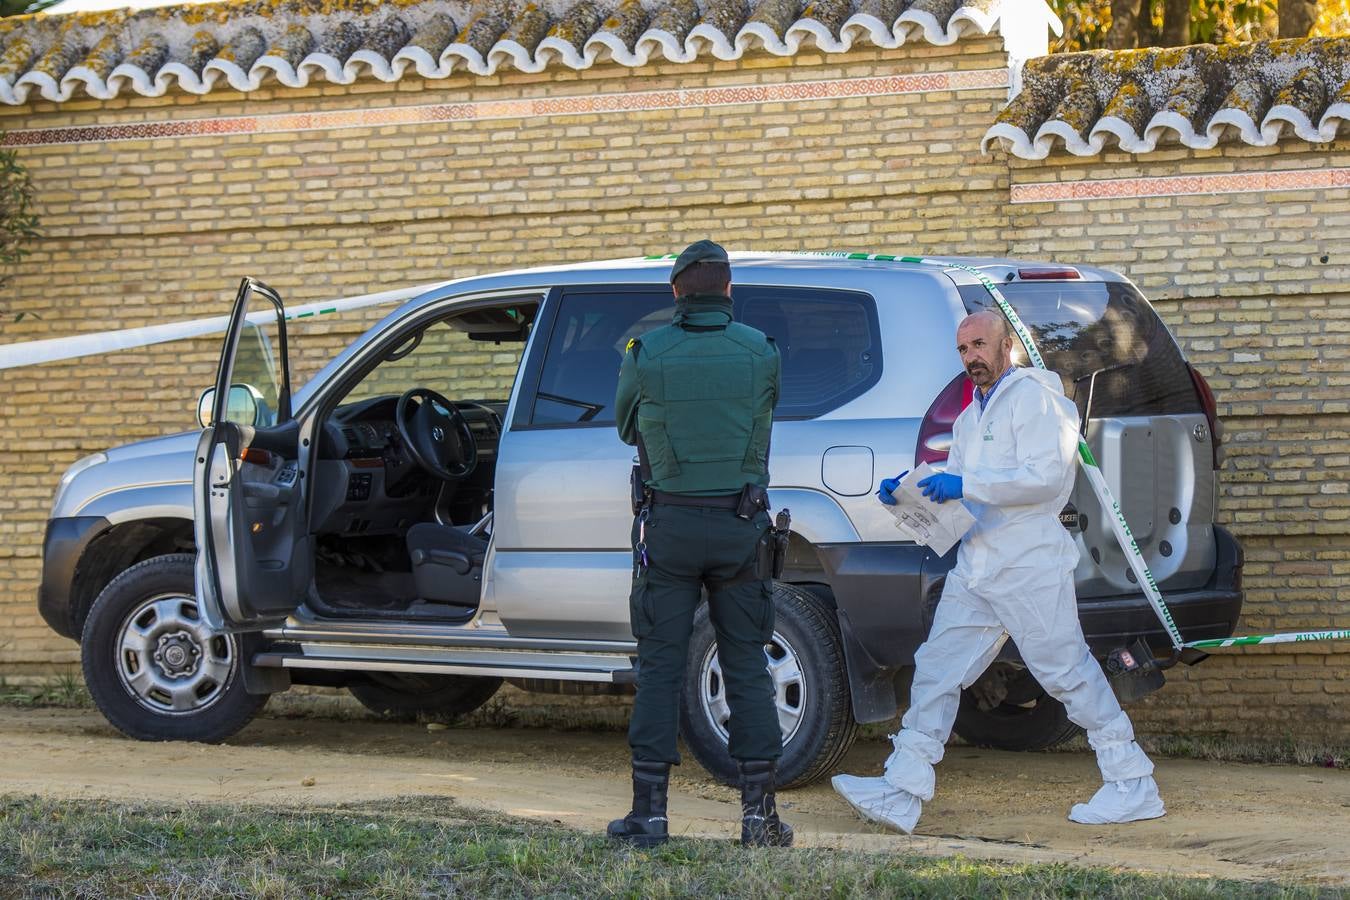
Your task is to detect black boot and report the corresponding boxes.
[739,760,794,847]
[607,759,670,848]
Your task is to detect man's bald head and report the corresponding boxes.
[955,310,1015,389]
[964,310,1012,341]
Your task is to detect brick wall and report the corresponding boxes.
[2,33,1347,740]
[1005,147,1350,738]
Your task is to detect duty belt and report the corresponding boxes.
[649,490,740,510]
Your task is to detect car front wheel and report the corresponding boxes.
[679,582,857,789]
[81,553,268,742]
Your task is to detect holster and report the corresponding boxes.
[630,465,650,515]
[771,508,790,579]
[754,508,791,580]
[735,483,771,520]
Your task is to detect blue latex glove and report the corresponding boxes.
[918,473,963,504]
[876,471,908,506]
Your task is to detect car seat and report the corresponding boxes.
[406,522,487,607]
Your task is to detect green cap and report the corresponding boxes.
[669,239,729,283]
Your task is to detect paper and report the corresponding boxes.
[884,462,976,556]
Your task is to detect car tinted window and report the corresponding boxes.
[737,285,881,418]
[959,280,1200,417]
[528,285,882,426]
[530,290,672,425]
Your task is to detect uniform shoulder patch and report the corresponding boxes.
[626,337,641,354]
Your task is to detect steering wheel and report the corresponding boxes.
[395,388,478,481]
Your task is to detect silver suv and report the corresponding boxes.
[39,255,1244,787]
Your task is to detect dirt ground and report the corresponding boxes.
[3,706,1347,887]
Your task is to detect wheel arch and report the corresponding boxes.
[71,517,195,638]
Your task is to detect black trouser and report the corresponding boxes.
[627,502,781,764]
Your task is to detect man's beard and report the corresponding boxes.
[967,364,990,385]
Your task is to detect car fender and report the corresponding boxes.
[767,487,860,545]
[76,482,194,525]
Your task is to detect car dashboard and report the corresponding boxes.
[310,395,505,536]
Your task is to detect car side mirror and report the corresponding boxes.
[197,384,263,428]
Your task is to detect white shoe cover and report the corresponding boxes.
[1068,776,1166,825]
[831,774,922,834]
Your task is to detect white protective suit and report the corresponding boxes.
[834,367,1164,830]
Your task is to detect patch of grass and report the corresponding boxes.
[855,724,1348,771]
[1140,733,1347,770]
[0,795,1333,899]
[0,672,90,709]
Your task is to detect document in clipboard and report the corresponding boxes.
[884,462,976,557]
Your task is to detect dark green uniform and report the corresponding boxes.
[614,292,783,765]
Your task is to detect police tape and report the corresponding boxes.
[790,250,1350,652]
[0,281,446,372]
[1186,629,1350,649]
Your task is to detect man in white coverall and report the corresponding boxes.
[832,310,1165,832]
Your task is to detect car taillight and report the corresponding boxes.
[916,373,974,467]
[1187,363,1224,470]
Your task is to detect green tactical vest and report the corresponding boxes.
[632,294,779,495]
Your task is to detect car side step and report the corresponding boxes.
[253,645,636,684]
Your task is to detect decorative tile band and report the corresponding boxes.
[1012,167,1350,204]
[3,67,1007,149]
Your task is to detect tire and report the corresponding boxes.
[679,582,857,789]
[951,665,1084,751]
[348,673,502,722]
[81,553,268,742]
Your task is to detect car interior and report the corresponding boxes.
[302,301,539,623]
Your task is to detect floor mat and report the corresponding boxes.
[315,567,417,611]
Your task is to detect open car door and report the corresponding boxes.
[193,278,311,632]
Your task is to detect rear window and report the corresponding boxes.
[959,281,1200,417]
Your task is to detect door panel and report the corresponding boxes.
[194,278,310,632]
[492,286,670,639]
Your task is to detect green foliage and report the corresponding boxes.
[0,673,90,708]
[0,0,61,16]
[1313,0,1350,33]
[1048,0,1350,50]
[1188,0,1277,44]
[1049,0,1112,50]
[0,142,38,290]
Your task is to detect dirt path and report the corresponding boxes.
[3,707,1347,886]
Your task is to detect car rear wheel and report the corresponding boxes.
[679,582,857,789]
[81,553,268,742]
[347,673,502,722]
[952,664,1084,751]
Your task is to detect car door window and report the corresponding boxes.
[530,290,675,426]
[227,313,286,427]
[526,285,881,426]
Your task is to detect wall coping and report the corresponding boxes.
[984,37,1350,160]
[0,0,1056,107]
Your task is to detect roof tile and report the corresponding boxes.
[0,0,1014,105]
[984,37,1350,158]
